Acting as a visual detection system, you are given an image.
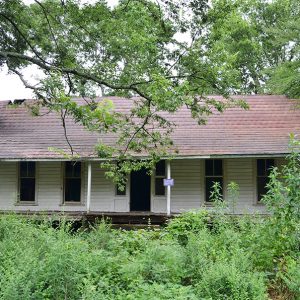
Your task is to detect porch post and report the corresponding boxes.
[166,160,171,216]
[87,161,92,213]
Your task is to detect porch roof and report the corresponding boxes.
[0,95,299,160]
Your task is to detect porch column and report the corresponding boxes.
[86,162,92,213]
[166,160,171,216]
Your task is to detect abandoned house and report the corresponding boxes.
[0,95,299,219]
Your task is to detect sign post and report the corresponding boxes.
[164,161,173,216]
[87,162,92,213]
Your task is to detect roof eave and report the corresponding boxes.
[0,153,288,162]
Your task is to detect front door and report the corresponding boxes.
[130,168,151,211]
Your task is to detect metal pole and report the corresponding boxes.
[166,160,171,216]
[87,162,92,213]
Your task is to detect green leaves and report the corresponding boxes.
[1,0,300,180]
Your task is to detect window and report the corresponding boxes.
[257,159,274,202]
[64,162,81,202]
[116,185,126,196]
[19,162,36,202]
[205,159,223,202]
[155,160,165,196]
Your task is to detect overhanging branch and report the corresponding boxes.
[0,51,154,101]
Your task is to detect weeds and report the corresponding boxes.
[0,140,299,299]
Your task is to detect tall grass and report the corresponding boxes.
[0,140,299,299]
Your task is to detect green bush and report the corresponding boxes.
[166,210,210,245]
[278,256,300,299]
[195,261,267,300]
[1,141,300,299]
[121,240,185,284]
[116,283,198,300]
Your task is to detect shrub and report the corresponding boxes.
[117,283,198,300]
[121,240,185,284]
[278,256,300,299]
[166,210,210,245]
[195,261,268,300]
[1,139,300,300]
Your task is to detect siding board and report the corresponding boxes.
[0,158,287,214]
[0,162,18,209]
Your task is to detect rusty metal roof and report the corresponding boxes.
[0,95,299,160]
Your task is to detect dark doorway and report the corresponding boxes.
[130,168,151,211]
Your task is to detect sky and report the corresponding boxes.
[0,0,119,100]
[0,0,189,101]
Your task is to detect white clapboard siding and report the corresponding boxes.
[225,157,286,214]
[170,159,202,213]
[0,162,18,209]
[225,158,260,214]
[89,162,129,212]
[151,159,203,213]
[0,158,287,214]
[35,162,62,210]
[40,161,86,212]
[9,162,86,212]
[0,162,85,212]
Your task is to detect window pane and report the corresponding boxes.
[205,160,214,176]
[65,162,74,177]
[257,177,269,202]
[20,162,27,177]
[214,159,223,176]
[116,185,126,196]
[20,178,35,201]
[155,161,165,176]
[65,162,81,178]
[20,162,35,177]
[65,178,81,202]
[27,162,35,177]
[155,178,165,196]
[205,177,223,202]
[266,159,274,176]
[257,159,266,176]
[73,162,81,178]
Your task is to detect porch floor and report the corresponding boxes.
[0,210,176,225]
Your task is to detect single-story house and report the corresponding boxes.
[0,95,299,217]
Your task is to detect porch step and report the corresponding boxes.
[111,224,161,230]
[85,213,171,225]
[0,211,174,226]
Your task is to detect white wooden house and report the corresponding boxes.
[0,95,298,217]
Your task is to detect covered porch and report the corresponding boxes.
[0,156,286,216]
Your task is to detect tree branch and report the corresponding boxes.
[8,68,52,105]
[0,50,153,101]
[122,99,152,155]
[60,108,75,156]
[33,0,60,52]
[0,12,48,65]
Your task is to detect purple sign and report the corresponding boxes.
[163,179,174,187]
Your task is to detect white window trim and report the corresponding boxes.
[153,162,166,197]
[16,161,38,206]
[253,158,276,205]
[115,182,127,197]
[61,161,85,206]
[204,159,224,205]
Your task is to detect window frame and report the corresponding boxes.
[115,184,127,196]
[256,158,275,204]
[17,161,37,205]
[204,159,224,204]
[63,161,83,205]
[154,160,166,196]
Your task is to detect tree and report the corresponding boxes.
[203,0,300,96]
[1,0,298,183]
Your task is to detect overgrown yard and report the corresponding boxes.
[0,144,300,300]
[0,209,298,300]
